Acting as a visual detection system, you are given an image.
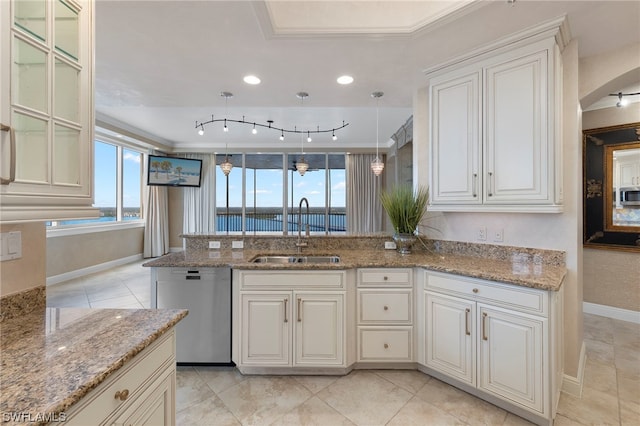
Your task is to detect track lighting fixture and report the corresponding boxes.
[371,91,385,176]
[195,92,348,141]
[610,91,640,108]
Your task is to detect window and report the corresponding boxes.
[214,153,346,234]
[47,139,143,227]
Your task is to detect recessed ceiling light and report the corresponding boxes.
[243,75,261,85]
[337,75,354,85]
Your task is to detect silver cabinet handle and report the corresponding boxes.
[0,124,16,185]
[487,172,493,197]
[297,298,302,322]
[472,173,478,197]
[482,312,488,341]
[284,298,288,323]
[465,308,471,336]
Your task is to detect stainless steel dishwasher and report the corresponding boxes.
[153,267,232,365]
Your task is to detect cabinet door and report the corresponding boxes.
[618,158,640,187]
[425,292,475,385]
[241,292,291,366]
[484,49,549,204]
[430,69,482,205]
[0,0,95,223]
[478,305,544,413]
[294,292,344,366]
[112,369,175,426]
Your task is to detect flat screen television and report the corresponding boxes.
[147,155,202,187]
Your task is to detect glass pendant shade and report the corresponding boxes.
[220,157,233,176]
[296,157,309,176]
[371,157,385,176]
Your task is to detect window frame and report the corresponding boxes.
[47,133,145,235]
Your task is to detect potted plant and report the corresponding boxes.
[380,184,429,254]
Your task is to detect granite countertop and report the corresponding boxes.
[0,307,187,425]
[143,248,566,291]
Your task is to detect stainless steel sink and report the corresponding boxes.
[251,255,340,264]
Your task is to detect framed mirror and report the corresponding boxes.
[583,122,640,251]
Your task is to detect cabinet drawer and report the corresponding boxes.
[239,271,345,289]
[358,327,413,361]
[358,268,412,287]
[65,330,175,425]
[425,271,548,316]
[358,289,412,324]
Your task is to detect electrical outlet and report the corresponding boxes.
[232,240,244,249]
[208,241,221,249]
[494,229,504,242]
[477,227,487,241]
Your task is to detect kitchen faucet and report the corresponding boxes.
[296,197,310,252]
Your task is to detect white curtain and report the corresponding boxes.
[182,153,216,234]
[143,151,169,257]
[346,153,384,234]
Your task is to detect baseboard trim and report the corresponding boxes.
[561,340,585,397]
[47,254,144,286]
[169,246,183,253]
[583,302,640,324]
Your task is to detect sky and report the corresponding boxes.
[93,141,141,208]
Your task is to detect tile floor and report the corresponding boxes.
[46,260,640,426]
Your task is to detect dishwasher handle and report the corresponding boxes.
[185,275,201,280]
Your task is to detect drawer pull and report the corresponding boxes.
[465,308,471,336]
[482,312,488,341]
[284,298,288,323]
[383,305,389,311]
[383,343,389,349]
[472,288,479,293]
[114,389,130,401]
[0,124,16,185]
[297,298,302,322]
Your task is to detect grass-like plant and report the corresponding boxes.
[380,184,429,235]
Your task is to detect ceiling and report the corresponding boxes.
[95,0,640,152]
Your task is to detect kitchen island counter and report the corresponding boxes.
[0,307,187,425]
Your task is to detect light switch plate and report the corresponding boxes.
[0,231,22,261]
[384,241,397,250]
[232,240,244,249]
[209,241,221,249]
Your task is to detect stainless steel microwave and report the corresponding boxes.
[620,186,640,207]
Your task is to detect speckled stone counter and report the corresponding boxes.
[144,236,566,291]
[0,307,187,425]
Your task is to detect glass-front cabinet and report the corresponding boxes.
[0,0,95,223]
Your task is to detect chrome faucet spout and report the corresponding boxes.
[296,197,310,251]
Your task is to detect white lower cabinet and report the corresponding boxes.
[65,329,177,426]
[421,271,562,425]
[235,270,347,371]
[357,268,413,363]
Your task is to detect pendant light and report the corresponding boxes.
[295,92,309,176]
[371,91,385,176]
[220,92,233,176]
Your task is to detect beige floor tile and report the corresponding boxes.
[552,414,588,426]
[292,375,339,394]
[620,398,640,426]
[85,284,133,301]
[584,338,615,364]
[176,394,240,426]
[557,386,619,425]
[176,366,216,412]
[386,396,465,426]
[583,314,614,345]
[47,294,91,308]
[503,413,536,426]
[272,396,354,426]
[415,378,507,426]
[195,366,248,394]
[89,294,143,308]
[582,358,618,394]
[217,376,311,426]
[372,369,431,394]
[317,370,413,426]
[617,372,640,403]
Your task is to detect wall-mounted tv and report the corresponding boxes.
[147,155,203,187]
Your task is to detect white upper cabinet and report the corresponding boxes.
[0,0,96,223]
[428,19,566,213]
